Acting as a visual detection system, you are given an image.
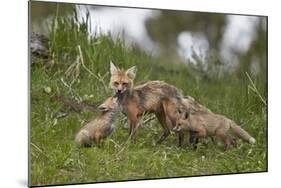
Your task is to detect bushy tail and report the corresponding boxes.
[231,124,256,144]
[75,129,91,147]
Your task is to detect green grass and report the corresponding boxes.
[30,10,267,186]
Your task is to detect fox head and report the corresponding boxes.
[109,62,137,94]
[173,110,189,132]
[98,96,118,112]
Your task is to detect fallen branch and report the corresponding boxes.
[52,95,99,113]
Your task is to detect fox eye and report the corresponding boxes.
[114,82,119,86]
[122,82,128,86]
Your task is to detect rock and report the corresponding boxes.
[30,32,49,59]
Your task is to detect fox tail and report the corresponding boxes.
[231,124,256,144]
[75,129,91,147]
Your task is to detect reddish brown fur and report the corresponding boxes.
[117,82,179,143]
[174,110,256,149]
[110,63,183,143]
[75,97,118,147]
[162,96,210,146]
[110,62,136,94]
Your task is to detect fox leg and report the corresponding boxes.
[161,100,183,145]
[189,128,206,149]
[189,131,199,144]
[94,133,101,147]
[155,111,170,144]
[129,119,139,141]
[129,119,134,136]
[223,138,232,150]
[178,132,185,147]
[126,103,141,141]
[189,131,199,149]
[128,114,140,141]
[162,99,177,128]
[216,128,232,150]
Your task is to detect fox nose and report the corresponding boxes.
[117,89,122,93]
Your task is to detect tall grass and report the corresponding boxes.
[30,9,267,186]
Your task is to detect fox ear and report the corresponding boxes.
[110,61,119,75]
[97,104,109,112]
[126,66,137,79]
[183,111,189,119]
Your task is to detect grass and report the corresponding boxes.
[30,9,267,186]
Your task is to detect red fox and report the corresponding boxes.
[161,96,211,146]
[173,106,256,149]
[75,96,119,147]
[110,62,183,143]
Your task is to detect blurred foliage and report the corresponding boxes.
[146,11,226,53]
[145,10,266,81]
[30,2,267,81]
[30,2,74,35]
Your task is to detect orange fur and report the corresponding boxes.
[110,62,183,143]
[174,110,256,149]
[75,97,118,147]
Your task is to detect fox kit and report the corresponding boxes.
[163,96,211,146]
[173,110,256,149]
[110,62,183,143]
[75,96,119,147]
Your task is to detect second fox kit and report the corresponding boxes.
[162,96,211,145]
[75,96,119,147]
[173,103,256,149]
[110,62,183,143]
[173,97,256,149]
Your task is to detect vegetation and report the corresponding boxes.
[30,9,267,186]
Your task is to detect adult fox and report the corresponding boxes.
[75,96,119,147]
[173,98,256,149]
[109,62,184,144]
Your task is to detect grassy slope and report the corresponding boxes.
[30,12,267,186]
